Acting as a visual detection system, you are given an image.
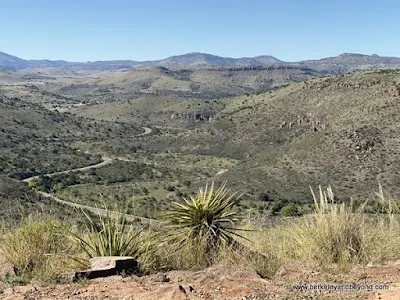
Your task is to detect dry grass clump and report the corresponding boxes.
[1,216,85,285]
[273,186,400,270]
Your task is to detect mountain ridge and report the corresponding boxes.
[2,51,400,73]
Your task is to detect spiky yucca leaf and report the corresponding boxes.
[164,182,243,250]
[67,205,148,258]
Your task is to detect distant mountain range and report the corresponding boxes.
[1,51,400,73]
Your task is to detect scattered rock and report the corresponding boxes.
[170,112,214,122]
[73,256,138,281]
[4,262,400,299]
[71,290,81,296]
[142,285,189,300]
[178,284,186,294]
[148,273,170,283]
[387,86,400,97]
[339,127,381,156]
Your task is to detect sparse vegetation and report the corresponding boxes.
[245,186,400,272]
[2,183,400,287]
[3,61,400,298]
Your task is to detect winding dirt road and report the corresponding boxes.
[23,127,152,184]
[20,126,162,224]
[22,157,113,184]
[137,126,152,136]
[20,125,227,224]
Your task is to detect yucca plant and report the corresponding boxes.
[67,206,149,259]
[163,181,244,265]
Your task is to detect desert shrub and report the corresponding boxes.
[280,203,300,216]
[166,185,175,191]
[67,206,157,273]
[1,217,83,284]
[258,192,272,202]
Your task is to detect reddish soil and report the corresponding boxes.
[1,261,399,300]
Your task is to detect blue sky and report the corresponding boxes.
[1,0,398,62]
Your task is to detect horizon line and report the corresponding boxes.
[0,50,396,64]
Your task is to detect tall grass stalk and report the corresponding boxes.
[279,186,400,270]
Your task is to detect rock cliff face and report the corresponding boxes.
[170,112,214,122]
[279,115,326,132]
[307,78,400,97]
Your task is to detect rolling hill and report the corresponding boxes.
[297,53,400,74]
[0,68,23,84]
[2,50,400,74]
[138,69,400,203]
[0,94,146,219]
[3,54,400,216]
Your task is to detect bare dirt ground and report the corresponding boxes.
[1,260,400,300]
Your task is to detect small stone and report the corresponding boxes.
[14,284,37,294]
[73,256,138,281]
[3,288,13,295]
[150,273,170,283]
[178,285,186,294]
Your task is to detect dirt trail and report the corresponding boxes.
[215,169,228,176]
[19,124,226,227]
[35,190,160,225]
[22,157,113,184]
[137,126,152,136]
[22,126,152,184]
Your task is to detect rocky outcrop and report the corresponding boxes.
[333,79,381,89]
[386,85,400,97]
[308,79,382,91]
[309,78,400,98]
[170,112,214,122]
[338,127,381,157]
[279,115,326,132]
